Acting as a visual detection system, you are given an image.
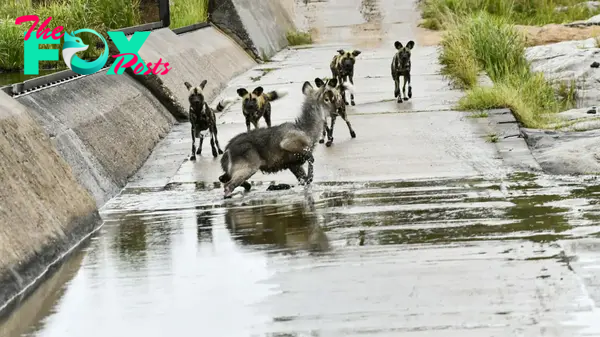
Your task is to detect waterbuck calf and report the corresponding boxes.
[310,77,356,147]
[218,78,351,199]
[236,86,289,132]
[185,80,237,161]
[391,40,415,103]
[330,49,361,106]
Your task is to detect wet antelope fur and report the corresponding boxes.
[218,78,351,199]
[391,40,414,103]
[330,49,361,106]
[236,86,288,132]
[185,80,236,161]
[310,77,356,147]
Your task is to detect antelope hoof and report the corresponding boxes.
[319,139,325,144]
[190,155,197,161]
[408,87,412,98]
[350,131,356,138]
[218,149,223,155]
[351,101,355,106]
[326,139,333,147]
[397,97,403,103]
[403,96,409,101]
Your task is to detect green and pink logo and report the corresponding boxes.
[15,15,172,76]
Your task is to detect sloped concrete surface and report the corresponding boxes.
[0,92,100,318]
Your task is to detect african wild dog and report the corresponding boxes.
[330,49,361,106]
[308,77,356,147]
[185,80,237,161]
[391,40,415,103]
[236,86,289,132]
[218,78,352,199]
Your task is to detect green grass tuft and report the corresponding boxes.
[440,12,577,128]
[286,30,313,46]
[419,0,600,31]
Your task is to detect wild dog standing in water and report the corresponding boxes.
[185,80,236,161]
[310,77,356,147]
[236,86,289,132]
[391,40,415,103]
[330,49,361,106]
[218,78,352,199]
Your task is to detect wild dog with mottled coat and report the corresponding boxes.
[236,86,289,132]
[330,49,361,106]
[185,80,236,161]
[391,40,415,103]
[218,78,352,199]
[309,77,356,147]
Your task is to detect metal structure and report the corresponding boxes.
[1,0,210,97]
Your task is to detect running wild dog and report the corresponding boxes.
[185,80,236,161]
[236,86,289,132]
[391,40,414,103]
[218,78,352,199]
[330,49,361,106]
[310,77,356,147]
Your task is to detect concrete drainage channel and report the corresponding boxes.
[0,0,296,319]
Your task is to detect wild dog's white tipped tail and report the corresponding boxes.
[342,81,355,95]
[215,96,239,112]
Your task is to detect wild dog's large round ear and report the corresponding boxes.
[351,50,361,57]
[394,41,402,50]
[252,86,264,96]
[337,49,345,55]
[406,41,415,50]
[314,78,325,88]
[327,78,338,88]
[302,81,314,95]
[200,79,208,90]
[184,82,193,90]
[237,88,248,97]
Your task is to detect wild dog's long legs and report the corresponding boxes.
[197,133,204,155]
[402,73,411,101]
[251,120,259,130]
[245,116,252,132]
[325,115,337,147]
[340,75,349,106]
[190,127,197,161]
[264,109,272,128]
[224,165,259,198]
[349,74,355,106]
[407,73,412,99]
[210,125,224,155]
[340,111,356,138]
[394,75,401,102]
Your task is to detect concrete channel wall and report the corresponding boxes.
[0,1,295,318]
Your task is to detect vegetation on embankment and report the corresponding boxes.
[437,12,577,128]
[0,0,208,72]
[419,0,600,30]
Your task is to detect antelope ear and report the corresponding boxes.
[302,81,314,95]
[337,49,345,55]
[327,78,338,88]
[237,88,248,97]
[315,77,325,88]
[199,79,208,90]
[184,82,193,90]
[406,40,415,50]
[394,41,402,50]
[252,86,264,96]
[351,50,361,57]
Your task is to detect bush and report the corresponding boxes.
[286,30,313,46]
[440,12,577,128]
[419,0,600,30]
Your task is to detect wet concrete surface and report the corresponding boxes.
[2,0,600,335]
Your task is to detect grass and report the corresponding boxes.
[0,0,209,72]
[439,12,578,128]
[286,30,313,46]
[419,0,600,30]
[169,0,208,29]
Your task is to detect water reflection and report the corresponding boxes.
[360,0,383,23]
[224,191,330,253]
[196,210,213,243]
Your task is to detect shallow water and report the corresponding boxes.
[2,173,600,337]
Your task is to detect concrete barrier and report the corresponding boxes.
[15,71,177,208]
[210,0,297,60]
[138,26,256,109]
[0,91,100,317]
